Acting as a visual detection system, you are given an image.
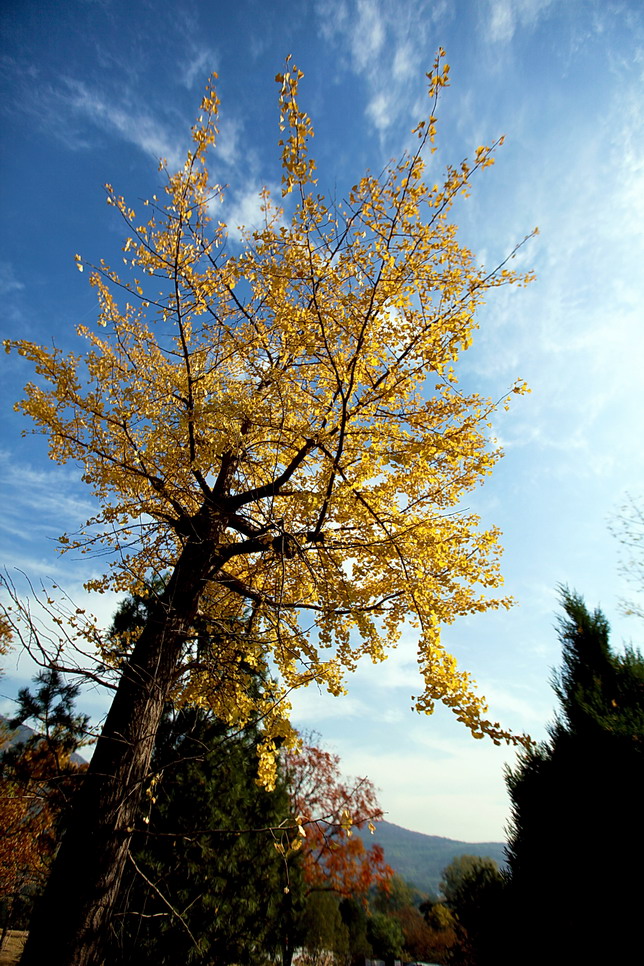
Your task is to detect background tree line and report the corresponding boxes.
[2,584,643,965]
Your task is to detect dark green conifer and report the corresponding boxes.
[110,703,302,966]
[505,588,644,964]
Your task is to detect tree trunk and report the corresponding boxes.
[20,522,217,966]
[0,894,13,954]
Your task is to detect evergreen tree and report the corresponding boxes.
[8,669,90,769]
[439,855,504,966]
[298,891,350,966]
[338,897,372,965]
[110,703,303,966]
[107,591,306,965]
[504,588,644,964]
[366,910,405,965]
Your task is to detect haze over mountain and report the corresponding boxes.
[362,820,506,896]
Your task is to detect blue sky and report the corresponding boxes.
[1,0,643,842]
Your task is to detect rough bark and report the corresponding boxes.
[20,517,217,966]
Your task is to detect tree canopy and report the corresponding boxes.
[439,854,503,965]
[5,51,533,744]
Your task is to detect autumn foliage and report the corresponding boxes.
[0,724,85,903]
[5,51,533,745]
[0,742,56,900]
[285,739,392,898]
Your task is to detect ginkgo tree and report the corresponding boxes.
[4,51,534,965]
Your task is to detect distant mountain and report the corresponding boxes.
[0,717,36,750]
[0,718,502,895]
[0,715,87,765]
[360,819,507,896]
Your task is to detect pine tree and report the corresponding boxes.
[110,703,302,966]
[106,591,306,965]
[504,589,644,964]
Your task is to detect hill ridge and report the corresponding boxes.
[361,819,507,896]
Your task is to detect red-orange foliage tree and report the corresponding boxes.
[0,737,88,943]
[0,670,88,925]
[0,743,57,903]
[284,739,393,898]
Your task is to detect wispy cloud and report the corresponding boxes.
[315,0,451,138]
[179,43,219,90]
[0,451,95,536]
[484,0,554,45]
[49,70,245,185]
[218,179,285,242]
[477,679,552,726]
[290,687,370,724]
[215,114,244,168]
[58,77,187,170]
[0,263,25,296]
[456,23,644,480]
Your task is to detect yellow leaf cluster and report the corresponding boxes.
[4,53,535,748]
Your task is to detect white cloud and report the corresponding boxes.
[220,181,285,242]
[0,452,96,539]
[60,77,187,170]
[215,114,243,168]
[0,263,24,296]
[455,30,644,484]
[487,0,515,43]
[334,726,520,841]
[180,44,219,90]
[290,686,370,724]
[315,0,449,138]
[351,0,385,72]
[315,0,350,41]
[365,91,395,134]
[392,41,416,82]
[477,679,552,727]
[484,0,555,45]
[50,66,249,188]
